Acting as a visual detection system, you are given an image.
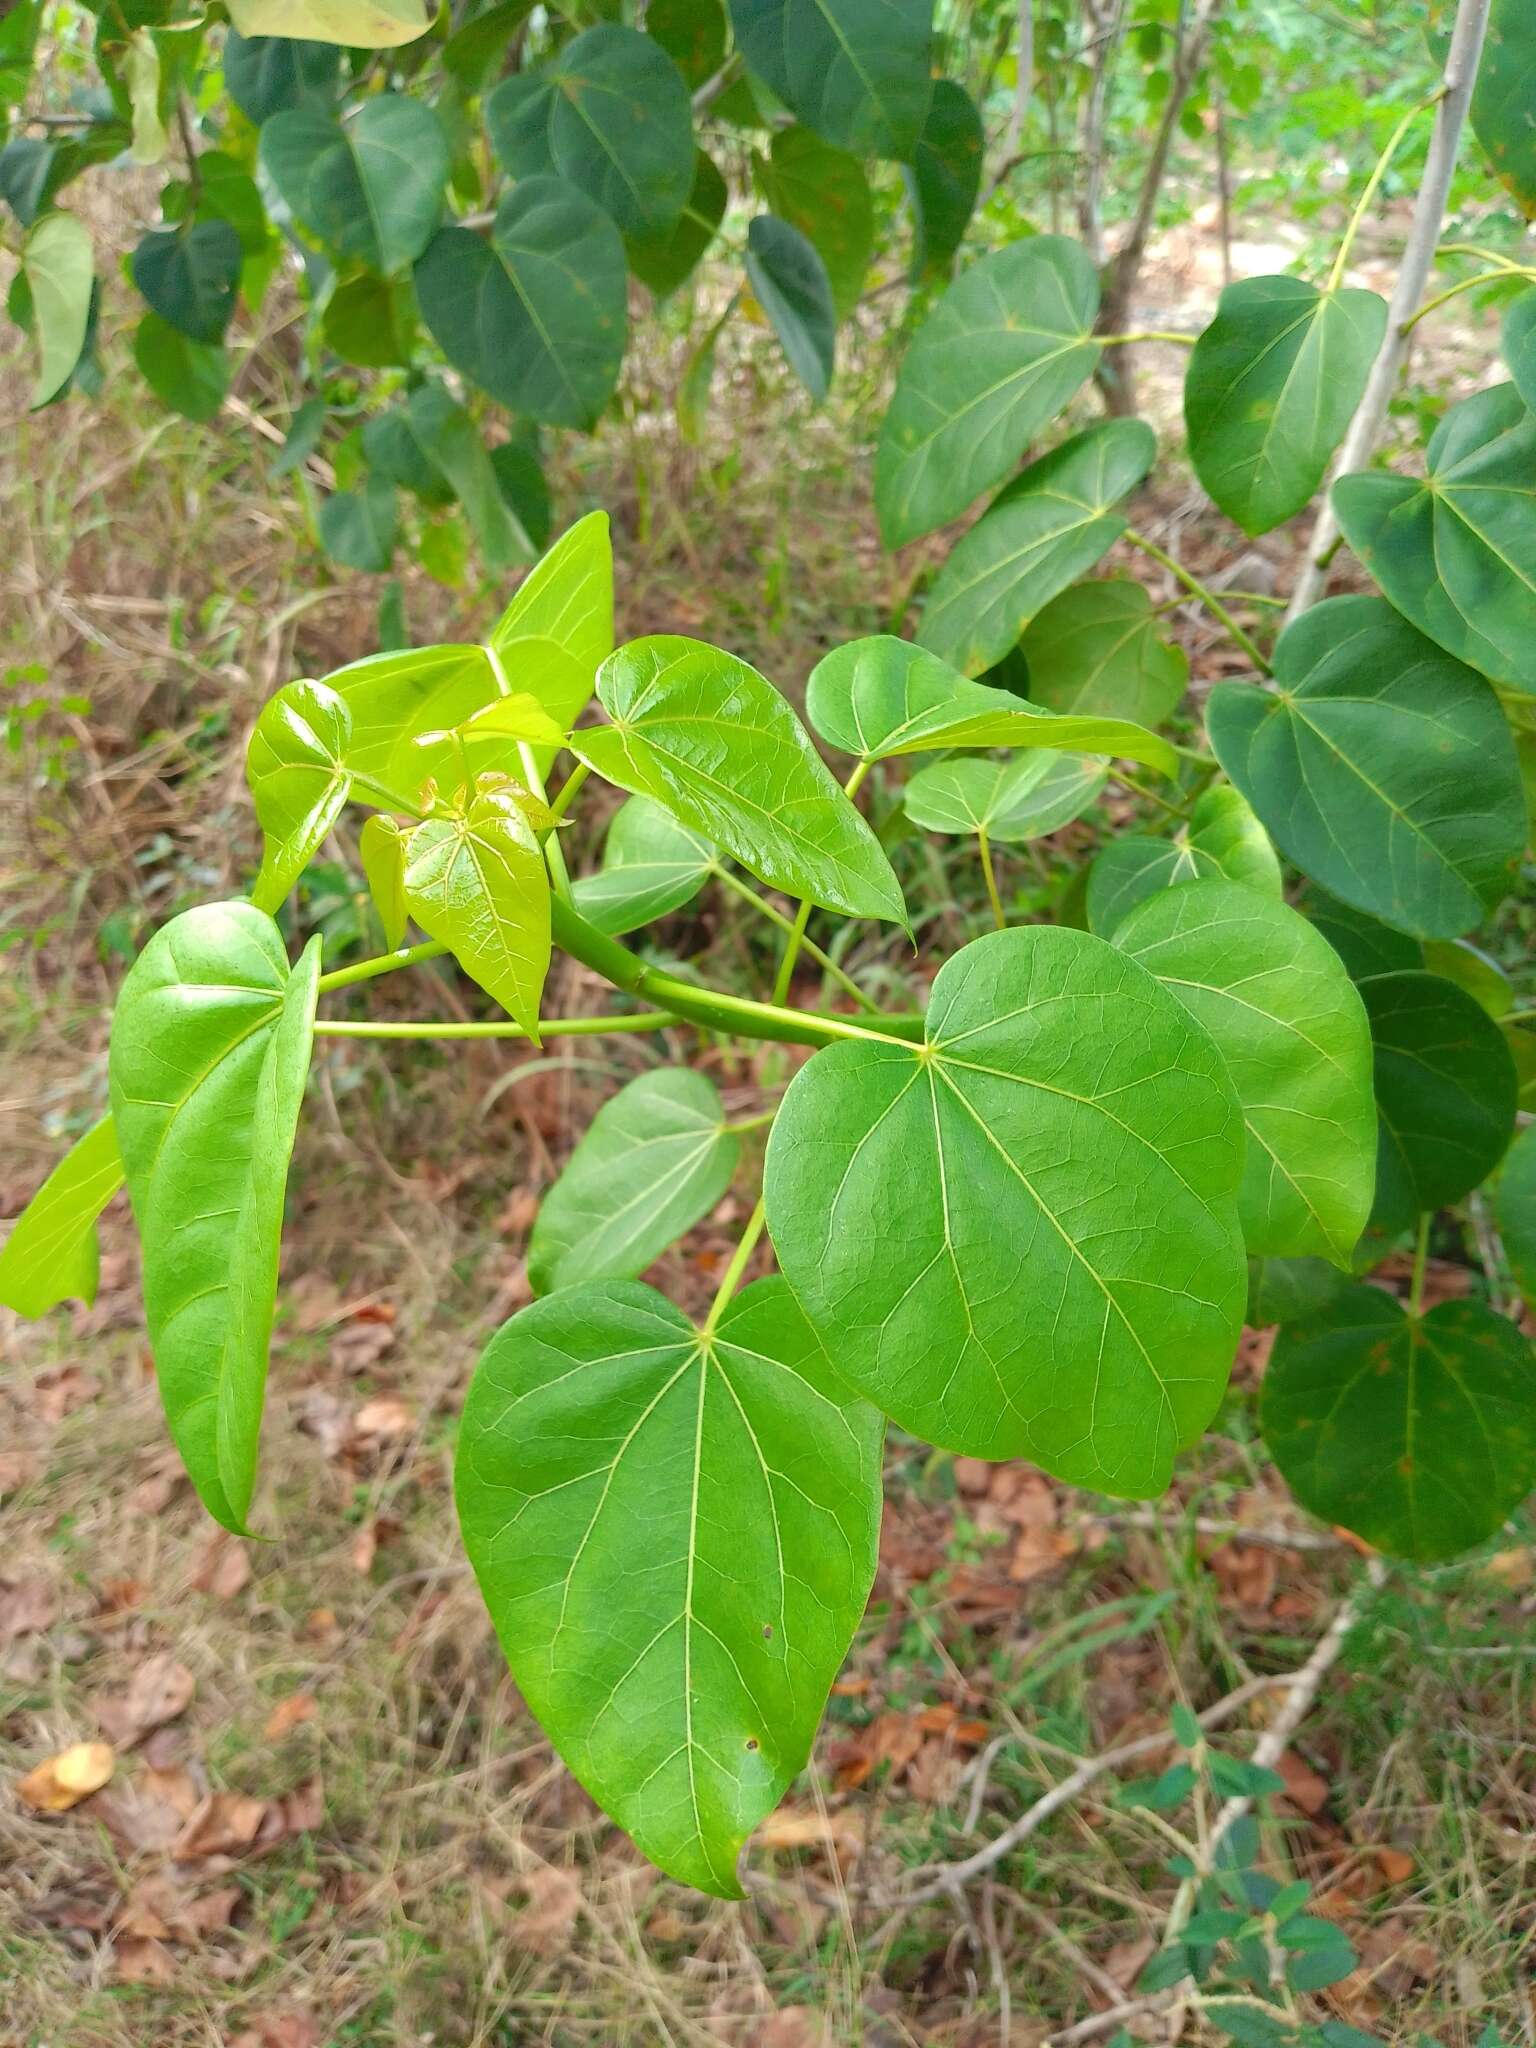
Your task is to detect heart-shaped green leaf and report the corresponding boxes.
[1113,879,1376,1266]
[318,475,397,572]
[402,787,551,1039]
[260,96,448,276]
[575,637,906,922]
[1087,786,1281,937]
[0,1116,123,1319]
[399,383,532,571]
[918,420,1157,676]
[489,510,614,731]
[1334,383,1536,692]
[455,1275,883,1894]
[23,210,92,408]
[727,0,932,158]
[571,795,716,936]
[1262,1286,1536,1559]
[647,0,727,85]
[805,635,1177,773]
[109,903,321,1532]
[322,645,500,804]
[875,236,1101,548]
[1301,886,1423,983]
[1207,597,1525,939]
[1503,289,1536,412]
[904,751,1106,841]
[247,677,354,911]
[765,925,1247,1488]
[1245,1255,1349,1330]
[487,25,695,235]
[529,1070,740,1295]
[414,183,628,428]
[1472,0,1536,217]
[759,127,873,318]
[745,214,837,400]
[131,219,242,342]
[134,310,228,422]
[1184,276,1386,536]
[906,79,982,280]
[227,0,430,47]
[1362,970,1517,1235]
[1495,1121,1536,1303]
[359,813,408,949]
[223,32,339,123]
[1019,578,1189,727]
[626,148,727,299]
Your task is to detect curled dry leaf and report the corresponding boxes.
[0,1576,58,1641]
[174,1790,267,1859]
[95,1653,195,1747]
[113,1935,177,1985]
[191,1532,253,1601]
[16,1739,116,1812]
[506,1864,581,1956]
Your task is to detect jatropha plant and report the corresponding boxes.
[6,0,1536,1901]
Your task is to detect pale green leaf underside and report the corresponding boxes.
[1262,1287,1536,1561]
[1113,879,1376,1266]
[765,925,1247,1490]
[528,1069,740,1295]
[572,795,716,936]
[903,750,1105,841]
[1020,577,1189,727]
[0,1115,123,1319]
[455,1276,883,1895]
[108,903,321,1533]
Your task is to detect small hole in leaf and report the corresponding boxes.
[745,1738,758,1751]
[762,1624,773,1639]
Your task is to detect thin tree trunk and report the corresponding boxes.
[1214,85,1233,286]
[1076,0,1125,267]
[1097,0,1224,414]
[1003,0,1034,156]
[1286,0,1494,619]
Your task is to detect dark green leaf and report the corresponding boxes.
[626,148,727,299]
[414,183,628,429]
[196,154,271,256]
[487,24,695,235]
[1020,578,1189,727]
[402,382,531,570]
[918,420,1157,676]
[0,1117,123,1319]
[727,0,932,157]
[319,475,398,572]
[646,0,727,85]
[903,751,1106,841]
[1086,785,1279,938]
[1184,275,1386,536]
[745,214,836,400]
[363,404,455,504]
[260,95,448,276]
[441,0,534,90]
[765,925,1247,1486]
[1495,1122,1536,1304]
[1207,597,1525,938]
[322,271,417,367]
[402,786,551,1039]
[108,903,321,1532]
[1246,1256,1350,1329]
[1262,1285,1536,1560]
[1334,382,1536,692]
[223,31,339,123]
[759,127,873,319]
[528,1069,740,1294]
[1362,970,1517,1234]
[131,219,241,342]
[246,678,353,911]
[491,441,552,553]
[1503,289,1536,411]
[1422,938,1512,1020]
[907,79,983,280]
[455,1275,883,1894]
[571,795,715,935]
[134,308,228,421]
[1472,0,1536,216]
[575,637,906,922]
[1301,887,1423,984]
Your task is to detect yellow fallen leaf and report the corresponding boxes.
[17,1739,115,1812]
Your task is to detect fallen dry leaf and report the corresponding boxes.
[174,1790,266,1859]
[17,1740,115,1812]
[96,1653,195,1747]
[754,1806,864,1857]
[353,1394,413,1439]
[230,2015,323,2048]
[113,1935,176,1985]
[1276,1750,1331,1817]
[264,1693,317,1740]
[350,1523,378,1574]
[507,1865,581,1956]
[747,2009,830,2048]
[0,1451,36,1497]
[1375,1845,1415,1885]
[191,1533,252,1602]
[0,1576,57,1641]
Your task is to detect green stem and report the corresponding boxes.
[1123,527,1272,675]
[1436,240,1528,270]
[316,940,447,994]
[1327,86,1446,293]
[547,759,592,825]
[1402,265,1536,333]
[977,830,1006,930]
[482,639,573,904]
[1096,329,1198,347]
[1408,1212,1431,1318]
[314,1012,675,1041]
[1114,769,1190,820]
[702,1198,767,1336]
[770,758,872,1003]
[723,1107,780,1136]
[713,867,879,1011]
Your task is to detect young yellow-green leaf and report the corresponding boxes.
[108,904,322,1533]
[528,1070,740,1295]
[125,29,167,165]
[765,925,1247,1489]
[458,693,568,749]
[246,677,354,912]
[0,1116,123,1319]
[571,795,716,936]
[875,236,1102,548]
[1495,1122,1536,1303]
[359,813,408,949]
[903,751,1105,842]
[1086,786,1281,938]
[745,215,836,402]
[226,0,431,48]
[323,644,500,805]
[1262,1286,1536,1560]
[490,510,614,732]
[805,635,1177,773]
[1020,578,1189,727]
[1207,597,1526,939]
[1472,0,1536,218]
[402,789,551,1040]
[455,1276,883,1894]
[1362,970,1518,1236]
[23,211,92,408]
[576,637,906,922]
[1334,382,1536,693]
[260,97,448,277]
[1184,276,1387,536]
[727,0,932,159]
[414,184,628,429]
[1113,879,1376,1266]
[917,420,1157,676]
